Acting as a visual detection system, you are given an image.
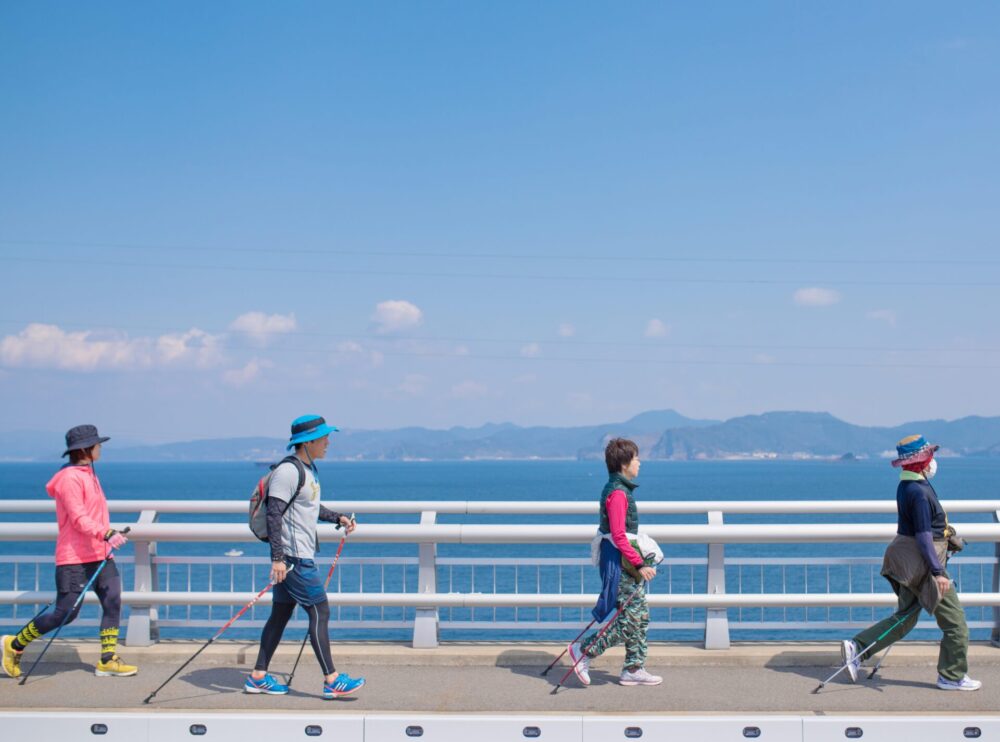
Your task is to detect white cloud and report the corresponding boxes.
[155,328,224,367]
[454,345,470,356]
[371,300,423,335]
[793,287,841,307]
[940,37,972,51]
[396,374,429,396]
[520,343,541,357]
[0,324,149,371]
[337,340,364,354]
[229,311,297,345]
[558,323,575,338]
[753,353,777,364]
[223,358,271,386]
[0,323,223,371]
[333,340,383,368]
[868,309,897,327]
[513,373,537,384]
[451,380,489,399]
[644,319,670,338]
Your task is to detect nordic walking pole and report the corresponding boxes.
[287,514,353,689]
[143,564,293,704]
[541,618,597,677]
[552,558,661,694]
[867,644,893,680]
[812,603,921,694]
[18,527,130,686]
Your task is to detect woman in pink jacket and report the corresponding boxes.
[2,425,137,679]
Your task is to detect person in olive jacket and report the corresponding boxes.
[840,435,980,691]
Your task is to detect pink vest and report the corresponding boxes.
[46,465,112,566]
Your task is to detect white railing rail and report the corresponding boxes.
[5,590,1000,609]
[3,499,1000,649]
[2,498,1000,515]
[5,522,1000,543]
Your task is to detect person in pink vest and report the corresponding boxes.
[2,425,136,679]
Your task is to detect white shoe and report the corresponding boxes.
[567,642,590,686]
[619,667,662,686]
[937,674,982,691]
[840,640,860,683]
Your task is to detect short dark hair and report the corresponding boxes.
[68,446,96,465]
[605,438,639,474]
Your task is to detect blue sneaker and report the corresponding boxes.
[244,673,289,695]
[323,673,365,698]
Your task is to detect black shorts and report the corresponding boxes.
[55,559,120,594]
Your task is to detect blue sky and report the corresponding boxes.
[1,3,999,442]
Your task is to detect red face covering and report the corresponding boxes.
[902,454,933,474]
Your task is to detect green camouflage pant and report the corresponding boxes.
[582,571,649,670]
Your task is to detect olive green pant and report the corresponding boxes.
[852,583,969,681]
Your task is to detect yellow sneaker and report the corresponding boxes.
[95,654,138,677]
[2,635,23,678]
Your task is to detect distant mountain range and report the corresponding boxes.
[3,410,1000,462]
[649,412,1000,461]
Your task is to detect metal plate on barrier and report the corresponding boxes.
[583,716,804,742]
[803,718,1000,742]
[365,715,583,742]
[0,713,150,741]
[146,714,364,742]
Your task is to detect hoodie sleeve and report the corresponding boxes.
[319,505,345,524]
[266,496,286,562]
[909,489,946,575]
[606,489,644,567]
[58,473,107,540]
[915,531,946,576]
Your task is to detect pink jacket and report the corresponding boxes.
[606,489,644,566]
[46,465,112,566]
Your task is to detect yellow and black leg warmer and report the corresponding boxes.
[99,627,119,662]
[12,621,41,651]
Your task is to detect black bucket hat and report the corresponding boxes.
[62,424,110,457]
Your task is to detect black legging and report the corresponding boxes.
[254,598,335,675]
[34,560,121,634]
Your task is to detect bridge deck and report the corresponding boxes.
[2,641,999,715]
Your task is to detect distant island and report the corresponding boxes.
[4,410,1000,463]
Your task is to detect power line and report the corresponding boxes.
[3,255,1000,287]
[1,238,997,265]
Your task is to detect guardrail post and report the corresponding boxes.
[412,510,439,648]
[704,510,730,649]
[993,511,1000,647]
[126,510,160,646]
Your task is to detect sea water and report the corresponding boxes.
[1,459,998,642]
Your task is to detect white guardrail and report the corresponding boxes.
[2,499,1000,649]
[4,712,1000,742]
[2,712,1000,742]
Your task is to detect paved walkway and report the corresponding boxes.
[2,641,1000,714]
